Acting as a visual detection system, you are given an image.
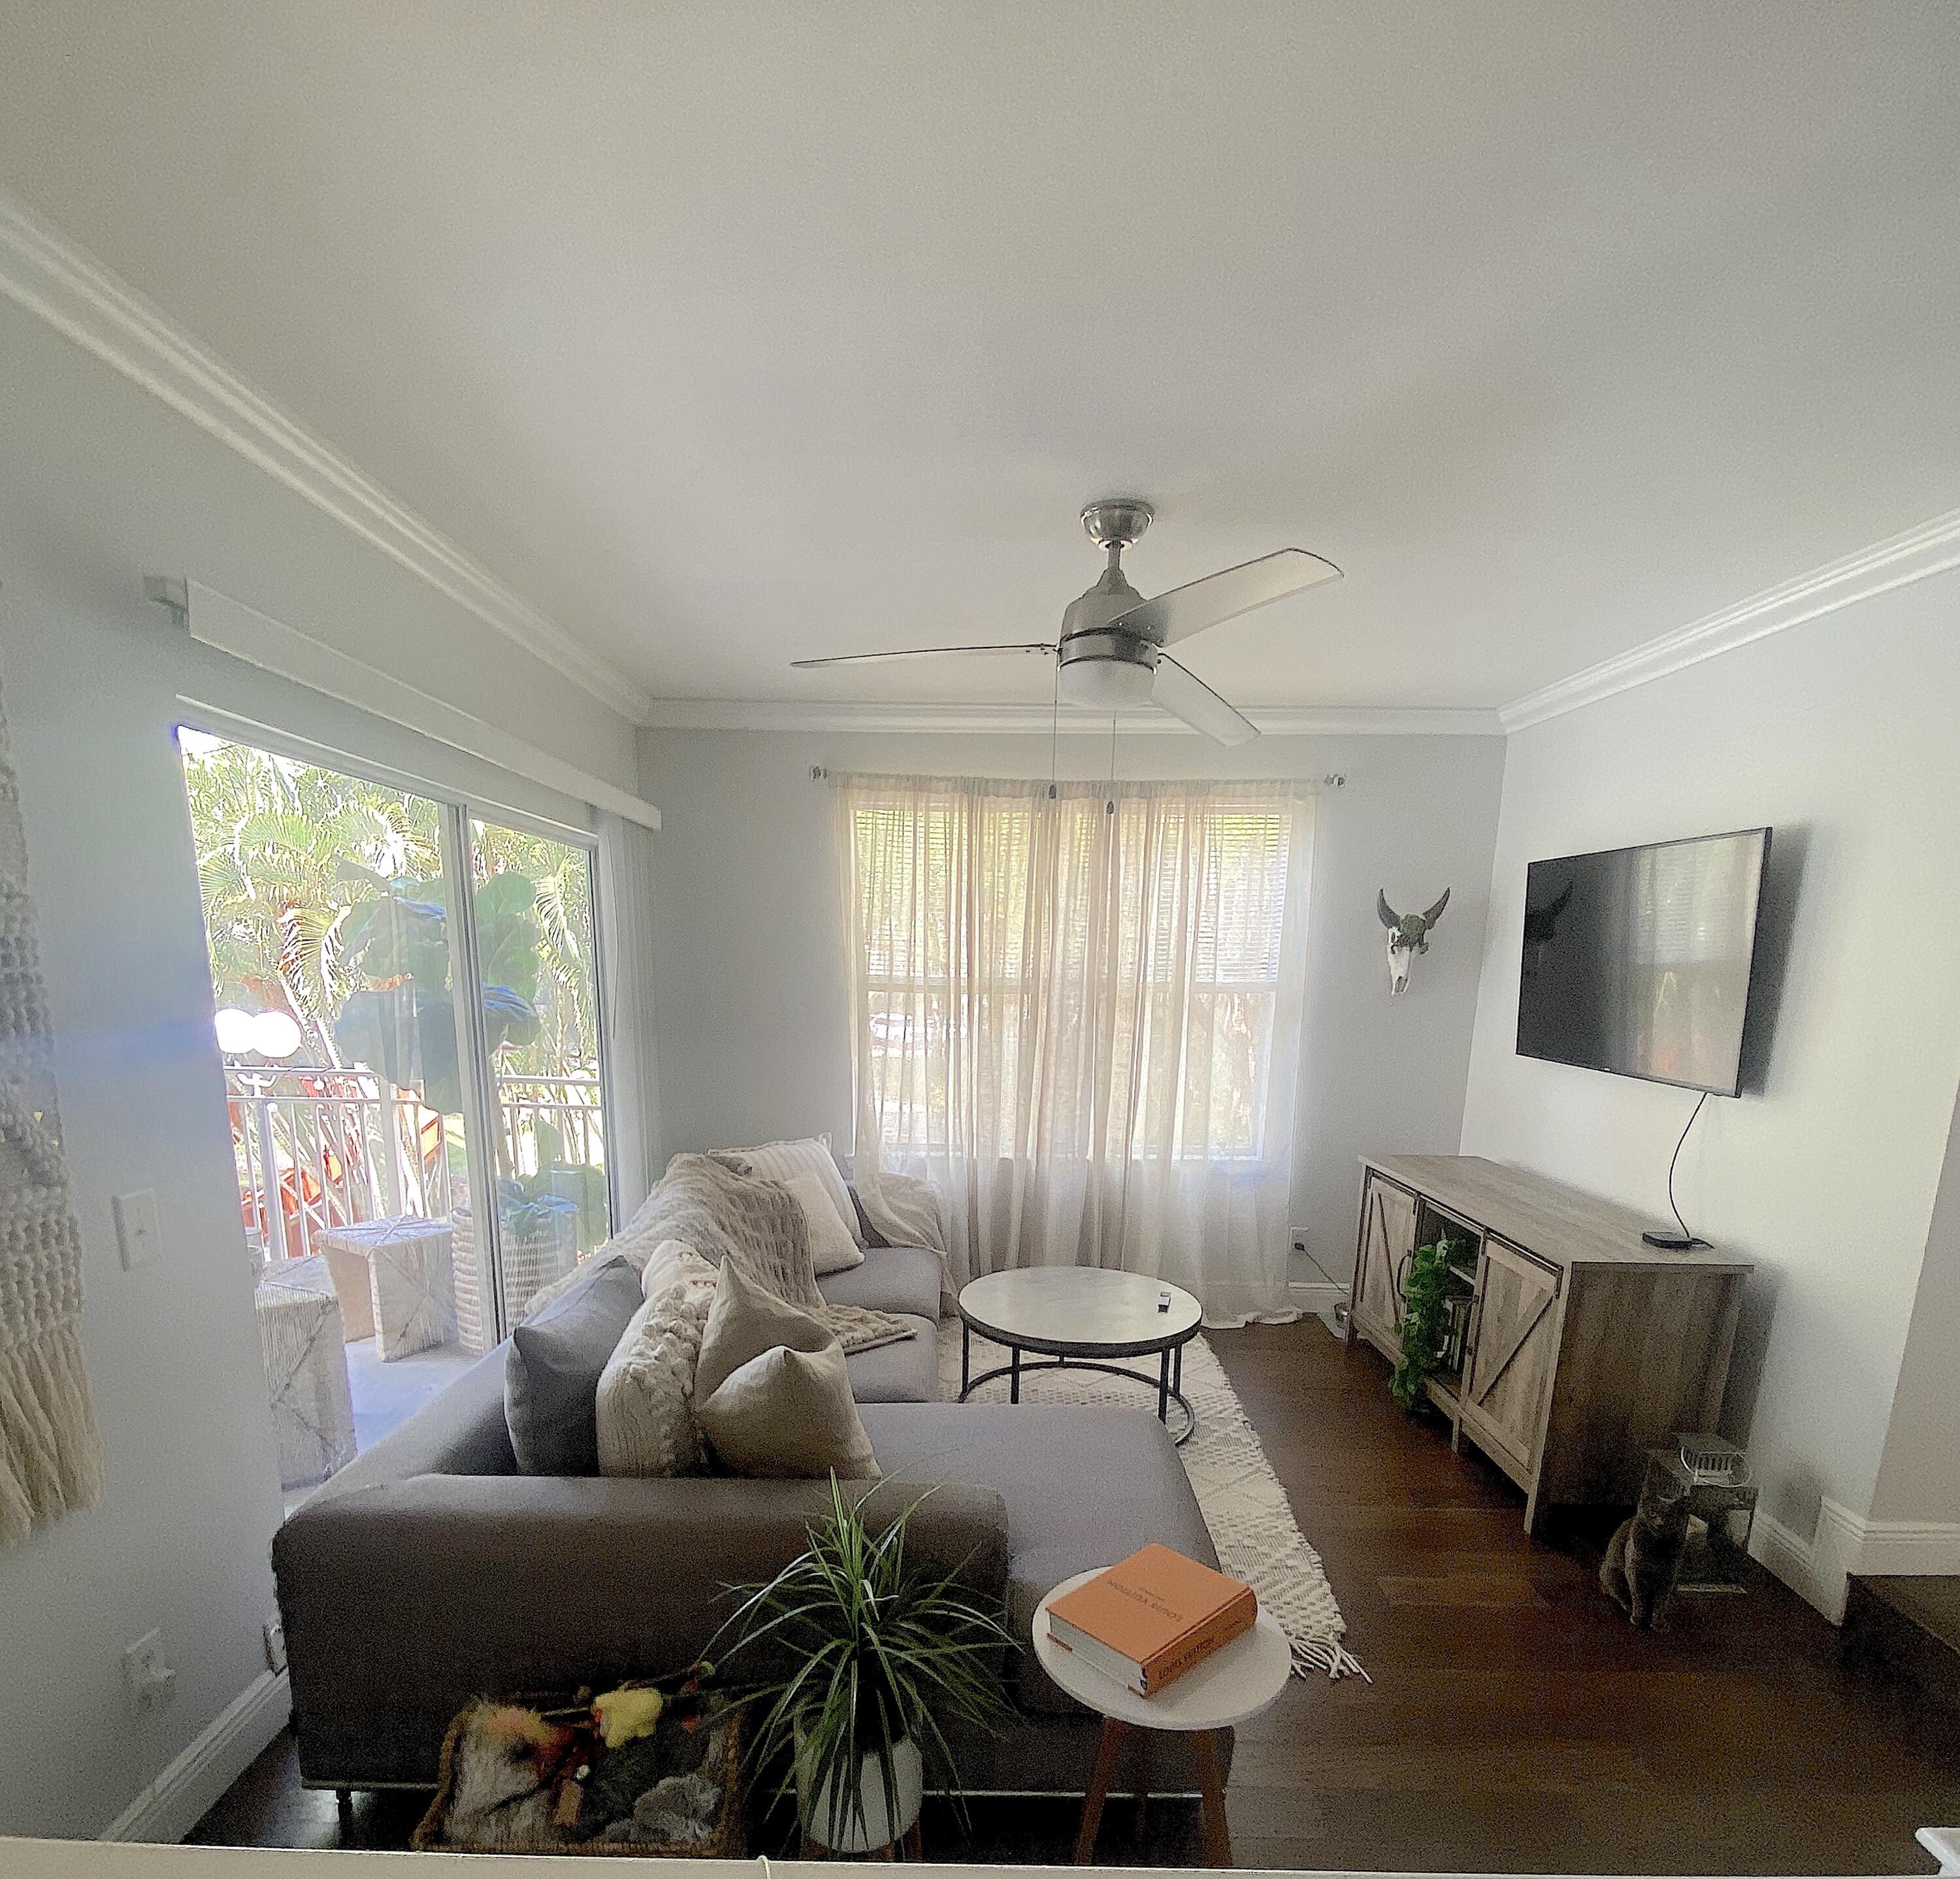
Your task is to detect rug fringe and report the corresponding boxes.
[1290,1637,1370,1683]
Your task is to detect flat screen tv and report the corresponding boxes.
[1516,828,1771,1096]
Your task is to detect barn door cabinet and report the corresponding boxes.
[1345,1154,1750,1533]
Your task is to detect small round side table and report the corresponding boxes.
[1033,1567,1292,1867]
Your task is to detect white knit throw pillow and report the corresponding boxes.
[783,1173,864,1277]
[594,1250,717,1477]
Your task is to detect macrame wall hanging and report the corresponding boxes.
[0,685,103,1546]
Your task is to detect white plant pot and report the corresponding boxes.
[797,1735,924,1852]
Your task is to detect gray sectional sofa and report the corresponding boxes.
[271,1239,1229,1800]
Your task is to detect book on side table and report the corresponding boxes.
[1045,1542,1256,1697]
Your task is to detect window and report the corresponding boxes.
[845,776,1304,1164]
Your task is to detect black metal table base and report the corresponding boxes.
[958,1326,1198,1445]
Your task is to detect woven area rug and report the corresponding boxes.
[937,1320,1365,1680]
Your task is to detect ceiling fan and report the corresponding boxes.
[791,499,1342,746]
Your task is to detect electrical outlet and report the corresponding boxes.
[113,1190,163,1271]
[1290,1225,1310,1255]
[263,1617,287,1675]
[122,1630,176,1715]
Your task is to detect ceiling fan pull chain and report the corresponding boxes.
[1049,657,1060,801]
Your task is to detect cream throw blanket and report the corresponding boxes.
[0,701,103,1547]
[623,1154,913,1355]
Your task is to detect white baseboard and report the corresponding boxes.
[1750,1505,1829,1615]
[1288,1278,1347,1316]
[1748,1497,1960,1626]
[1851,1515,1960,1578]
[101,1670,291,1844]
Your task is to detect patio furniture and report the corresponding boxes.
[316,1234,378,1343]
[319,1217,459,1361]
[255,1255,357,1490]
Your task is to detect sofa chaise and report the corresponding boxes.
[272,1237,1231,1800]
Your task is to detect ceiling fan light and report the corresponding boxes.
[1058,656,1154,711]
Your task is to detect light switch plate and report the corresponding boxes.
[113,1189,163,1270]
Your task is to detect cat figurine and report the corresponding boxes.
[1600,1460,1692,1629]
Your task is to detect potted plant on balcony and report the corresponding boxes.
[715,1475,1013,1856]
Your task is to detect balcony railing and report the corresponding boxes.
[226,1063,606,1267]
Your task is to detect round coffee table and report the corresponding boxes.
[956,1268,1203,1445]
[1034,1567,1292,1866]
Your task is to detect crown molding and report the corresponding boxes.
[0,187,654,723]
[638,698,1503,736]
[16,189,1952,745]
[1500,506,1960,732]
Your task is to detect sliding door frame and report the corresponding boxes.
[176,700,619,1346]
[462,799,624,1342]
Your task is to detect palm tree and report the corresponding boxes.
[183,735,442,1066]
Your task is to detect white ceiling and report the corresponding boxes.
[3,3,1958,717]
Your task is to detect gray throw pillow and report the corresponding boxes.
[504,1256,644,1475]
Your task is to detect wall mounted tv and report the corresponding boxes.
[1516,828,1771,1097]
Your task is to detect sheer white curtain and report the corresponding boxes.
[836,773,1313,1326]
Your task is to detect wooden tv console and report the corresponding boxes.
[1345,1154,1752,1533]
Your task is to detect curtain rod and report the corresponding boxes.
[147,576,662,830]
[810,764,1345,789]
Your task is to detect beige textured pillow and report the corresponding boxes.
[725,1136,863,1247]
[641,1237,713,1303]
[595,1273,715,1478]
[695,1258,836,1403]
[785,1173,864,1277]
[697,1342,879,1480]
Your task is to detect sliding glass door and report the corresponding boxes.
[466,814,613,1332]
[180,728,615,1467]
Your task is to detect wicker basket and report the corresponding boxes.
[412,1693,745,1857]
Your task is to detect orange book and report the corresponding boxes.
[1046,1543,1256,1697]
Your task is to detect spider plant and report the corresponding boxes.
[713,1474,1015,1850]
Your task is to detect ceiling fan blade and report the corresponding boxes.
[1109,548,1341,647]
[791,642,1055,670]
[1152,655,1259,747]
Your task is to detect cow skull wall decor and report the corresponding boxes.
[1378,888,1451,996]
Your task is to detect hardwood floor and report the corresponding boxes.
[189,1319,1960,1870]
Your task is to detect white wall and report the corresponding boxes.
[1459,570,1960,1564]
[636,725,1505,1284]
[0,295,643,1837]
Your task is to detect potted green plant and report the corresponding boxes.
[1391,1239,1453,1409]
[715,1475,1014,1855]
